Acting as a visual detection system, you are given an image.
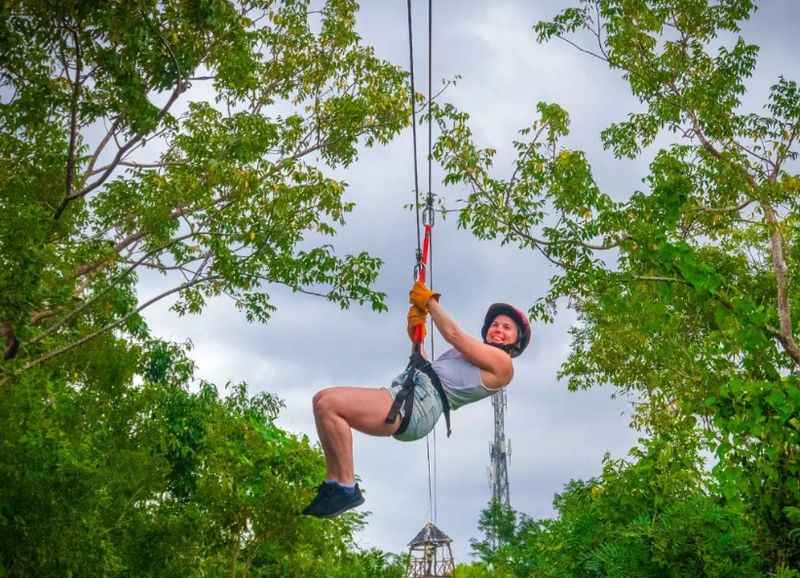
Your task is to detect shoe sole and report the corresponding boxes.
[318,495,365,518]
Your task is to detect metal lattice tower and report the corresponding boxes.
[488,389,511,508]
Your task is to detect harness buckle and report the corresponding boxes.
[422,197,435,227]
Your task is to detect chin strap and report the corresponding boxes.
[485,341,517,357]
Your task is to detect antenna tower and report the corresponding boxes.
[488,389,511,509]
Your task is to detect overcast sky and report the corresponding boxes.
[141,0,797,562]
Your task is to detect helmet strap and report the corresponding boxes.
[485,341,516,356]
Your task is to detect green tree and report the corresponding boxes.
[0,1,416,575]
[471,435,764,578]
[432,0,800,571]
[326,548,407,578]
[454,563,498,578]
[470,500,518,565]
[0,0,410,385]
[1,336,404,577]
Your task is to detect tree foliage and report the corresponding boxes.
[1,338,407,576]
[462,435,766,578]
[0,1,415,575]
[432,0,800,571]
[1,0,410,384]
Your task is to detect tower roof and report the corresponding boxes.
[408,522,452,546]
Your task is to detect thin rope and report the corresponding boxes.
[406,0,422,258]
[427,0,432,204]
[426,235,438,523]
[424,0,439,525]
[425,434,433,521]
[429,233,438,523]
[425,214,436,528]
[427,0,438,525]
[433,416,438,522]
[407,0,432,523]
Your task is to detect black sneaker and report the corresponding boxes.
[301,482,365,518]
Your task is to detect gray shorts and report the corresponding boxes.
[385,367,444,442]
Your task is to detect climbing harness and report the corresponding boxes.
[385,350,452,437]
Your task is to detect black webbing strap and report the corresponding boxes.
[384,362,417,434]
[385,351,452,438]
[416,355,452,438]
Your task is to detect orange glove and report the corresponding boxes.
[409,281,440,311]
[407,305,427,341]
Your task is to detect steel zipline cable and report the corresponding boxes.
[406,0,439,525]
[406,0,422,260]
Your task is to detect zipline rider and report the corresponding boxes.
[302,281,532,518]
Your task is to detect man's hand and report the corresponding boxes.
[409,281,440,311]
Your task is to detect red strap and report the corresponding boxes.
[413,224,433,344]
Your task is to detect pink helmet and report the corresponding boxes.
[481,303,532,358]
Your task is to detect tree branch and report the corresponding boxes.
[64,24,82,202]
[7,274,223,383]
[730,138,773,170]
[30,309,57,325]
[32,232,206,348]
[1,322,19,360]
[73,204,194,281]
[88,160,186,176]
[592,0,610,61]
[762,203,798,363]
[507,122,549,189]
[634,275,689,285]
[555,34,609,63]
[770,121,799,183]
[690,197,756,215]
[55,81,187,220]
[766,324,800,367]
[85,118,122,177]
